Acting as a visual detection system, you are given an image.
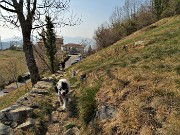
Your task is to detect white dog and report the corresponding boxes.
[55,79,70,110]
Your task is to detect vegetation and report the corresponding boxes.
[0,1,180,134]
[40,16,57,73]
[0,50,28,86]
[0,0,80,85]
[78,84,101,126]
[68,15,180,134]
[94,0,180,50]
[0,82,32,110]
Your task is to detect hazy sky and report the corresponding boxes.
[0,0,125,40]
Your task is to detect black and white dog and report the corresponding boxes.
[55,79,70,110]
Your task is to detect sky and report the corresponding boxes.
[0,0,125,41]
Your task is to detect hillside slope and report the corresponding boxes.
[0,50,28,86]
[67,16,180,134]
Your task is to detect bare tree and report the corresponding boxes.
[0,0,81,85]
[123,0,141,20]
[109,6,124,25]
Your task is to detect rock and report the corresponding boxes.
[16,118,35,130]
[0,106,33,127]
[0,123,14,135]
[64,127,80,135]
[0,105,19,124]
[29,103,39,108]
[51,111,60,123]
[96,105,116,120]
[30,88,48,95]
[34,81,52,89]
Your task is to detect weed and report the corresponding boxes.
[129,56,141,64]
[39,101,53,116]
[38,101,53,123]
[68,95,79,118]
[69,77,78,84]
[69,77,80,89]
[156,64,172,72]
[29,125,40,135]
[65,123,77,130]
[47,86,56,96]
[78,84,101,127]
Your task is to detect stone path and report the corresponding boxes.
[0,71,81,135]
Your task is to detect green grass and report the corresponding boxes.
[0,82,32,110]
[65,123,77,130]
[67,15,180,134]
[78,84,100,126]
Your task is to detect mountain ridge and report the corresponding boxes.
[1,36,93,50]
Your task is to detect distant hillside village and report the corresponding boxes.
[0,36,85,55]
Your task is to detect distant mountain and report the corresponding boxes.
[63,36,93,44]
[1,36,93,50]
[1,42,10,50]
[1,39,23,50]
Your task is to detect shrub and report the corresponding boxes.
[78,84,100,126]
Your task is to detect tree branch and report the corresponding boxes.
[31,0,37,15]
[0,3,17,13]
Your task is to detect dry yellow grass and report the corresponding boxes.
[0,50,28,84]
[0,82,32,110]
[66,15,180,134]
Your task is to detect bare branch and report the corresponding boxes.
[0,1,17,13]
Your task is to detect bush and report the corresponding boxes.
[78,85,100,126]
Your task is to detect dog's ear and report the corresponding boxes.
[55,86,58,93]
[61,82,67,89]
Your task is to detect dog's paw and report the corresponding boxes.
[57,106,67,112]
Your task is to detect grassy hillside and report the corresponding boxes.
[0,50,28,86]
[67,16,180,134]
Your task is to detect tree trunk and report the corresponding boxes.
[23,36,40,86]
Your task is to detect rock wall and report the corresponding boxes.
[0,78,54,134]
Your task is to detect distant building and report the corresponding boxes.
[35,36,64,73]
[36,37,63,52]
[61,43,84,54]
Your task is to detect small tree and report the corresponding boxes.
[40,16,57,73]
